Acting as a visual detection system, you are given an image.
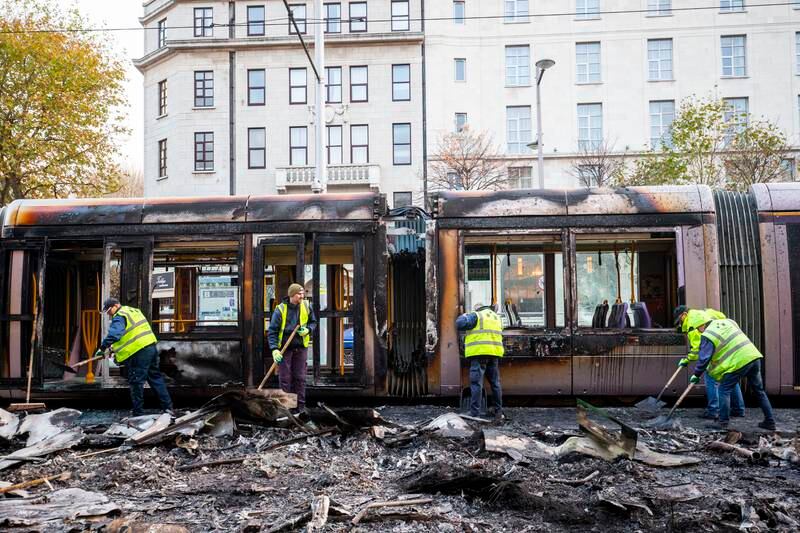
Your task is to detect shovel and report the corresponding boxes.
[635,365,684,412]
[52,353,106,374]
[647,382,695,430]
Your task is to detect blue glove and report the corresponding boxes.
[272,349,283,363]
[689,375,701,385]
[298,326,310,337]
[678,358,689,367]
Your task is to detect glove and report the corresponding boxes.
[272,349,283,363]
[678,358,689,367]
[689,375,701,384]
[298,326,310,337]
[94,349,104,358]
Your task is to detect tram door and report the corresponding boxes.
[256,235,365,388]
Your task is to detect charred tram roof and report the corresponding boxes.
[1,193,387,236]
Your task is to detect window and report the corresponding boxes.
[289,4,307,34]
[326,66,342,103]
[647,39,673,81]
[720,0,744,12]
[158,80,167,116]
[349,66,368,102]
[350,124,369,163]
[194,71,214,107]
[157,18,167,48]
[393,123,411,165]
[797,32,800,74]
[575,234,677,328]
[509,166,532,189]
[464,238,565,328]
[392,64,410,101]
[290,126,308,166]
[506,106,531,154]
[577,103,603,150]
[158,139,167,178]
[349,2,367,32]
[248,69,265,106]
[454,58,466,81]
[721,35,746,77]
[649,100,675,149]
[504,0,529,22]
[289,68,307,104]
[455,112,467,132]
[327,125,343,164]
[194,132,214,171]
[392,1,410,31]
[453,1,465,24]
[577,165,603,186]
[576,0,600,20]
[394,192,413,207]
[505,45,530,86]
[325,3,341,33]
[576,42,601,83]
[247,5,265,36]
[194,7,213,37]
[723,97,749,142]
[780,158,796,181]
[648,0,671,15]
[248,128,266,169]
[151,243,240,334]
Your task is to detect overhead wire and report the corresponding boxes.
[0,2,797,34]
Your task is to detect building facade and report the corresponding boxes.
[137,0,800,199]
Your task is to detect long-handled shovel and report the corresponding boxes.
[648,382,696,430]
[52,353,106,375]
[635,365,684,412]
[256,324,300,390]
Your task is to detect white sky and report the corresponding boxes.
[73,0,144,173]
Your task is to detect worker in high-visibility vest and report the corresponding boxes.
[456,303,504,421]
[690,318,776,431]
[98,298,173,417]
[267,283,316,413]
[673,305,745,420]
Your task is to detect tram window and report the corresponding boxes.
[464,238,565,329]
[576,234,677,329]
[151,242,240,333]
[316,243,355,370]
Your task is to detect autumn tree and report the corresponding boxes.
[0,0,128,204]
[724,120,793,192]
[428,127,512,191]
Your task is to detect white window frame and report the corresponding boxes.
[454,58,466,82]
[453,1,465,24]
[506,106,532,155]
[504,0,529,23]
[647,39,673,81]
[576,0,600,20]
[509,166,533,189]
[576,42,601,84]
[649,100,675,149]
[505,45,531,87]
[721,35,747,77]
[455,112,467,132]
[720,0,745,13]
[723,97,749,143]
[577,103,603,150]
[647,0,671,16]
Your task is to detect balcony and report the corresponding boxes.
[275,164,381,193]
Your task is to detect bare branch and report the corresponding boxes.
[428,127,515,191]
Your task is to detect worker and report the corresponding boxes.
[673,305,744,420]
[97,298,173,417]
[268,283,316,413]
[456,303,504,421]
[690,317,776,431]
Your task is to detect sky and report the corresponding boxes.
[74,0,144,173]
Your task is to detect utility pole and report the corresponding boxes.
[312,0,326,193]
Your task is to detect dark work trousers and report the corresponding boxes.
[125,344,173,416]
[279,347,308,408]
[718,359,775,426]
[469,356,502,416]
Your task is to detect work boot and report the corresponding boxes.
[718,421,730,431]
[701,412,719,420]
[758,421,776,431]
[731,412,745,418]
[493,411,506,423]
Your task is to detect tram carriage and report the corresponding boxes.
[0,184,797,401]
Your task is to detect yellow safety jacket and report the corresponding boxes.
[464,308,504,358]
[701,318,762,381]
[112,306,158,363]
[276,301,311,348]
[683,308,726,361]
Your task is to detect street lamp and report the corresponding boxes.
[527,58,555,189]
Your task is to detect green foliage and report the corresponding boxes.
[0,0,128,204]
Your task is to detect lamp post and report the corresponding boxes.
[528,58,555,189]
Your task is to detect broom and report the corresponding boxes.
[8,275,46,412]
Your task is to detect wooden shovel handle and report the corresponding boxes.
[257,324,301,390]
[655,365,684,402]
[71,354,106,369]
[667,382,695,419]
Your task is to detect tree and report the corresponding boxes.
[570,140,627,187]
[0,0,128,204]
[724,120,793,192]
[428,127,512,191]
[616,95,793,189]
[105,167,144,198]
